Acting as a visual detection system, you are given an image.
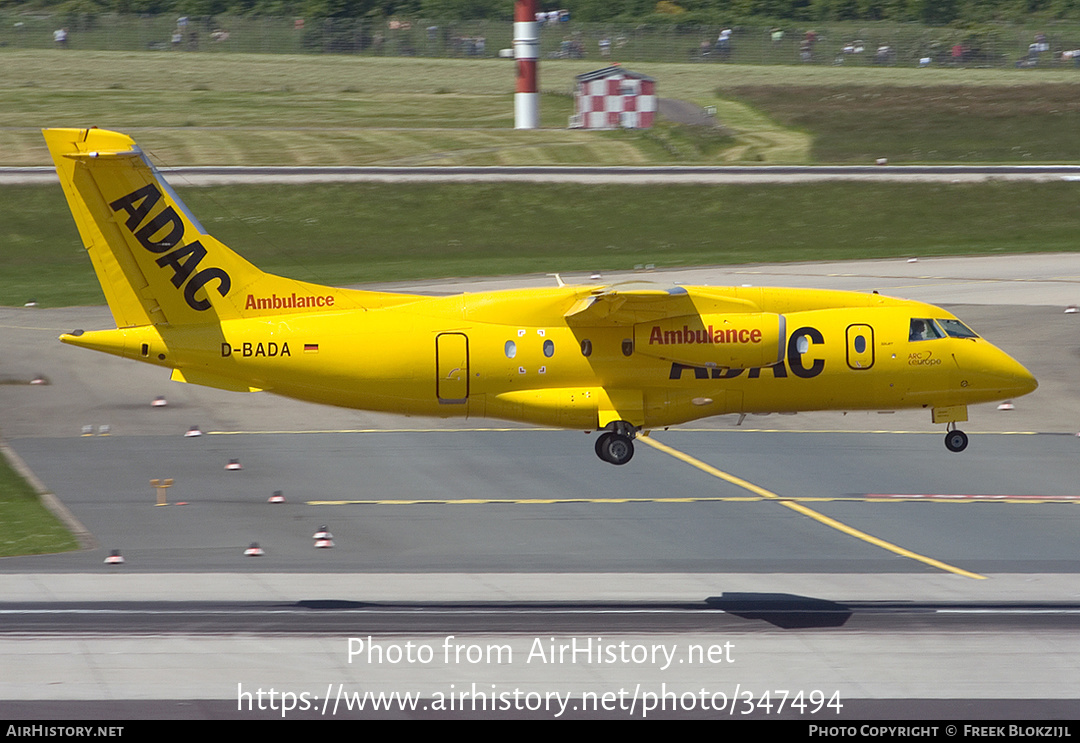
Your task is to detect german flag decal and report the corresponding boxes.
[304,343,319,353]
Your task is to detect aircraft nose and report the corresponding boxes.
[994,347,1038,397]
[958,342,1038,398]
[1014,360,1038,396]
[1000,360,1039,398]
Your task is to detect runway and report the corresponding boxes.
[3,428,1079,576]
[2,255,1080,718]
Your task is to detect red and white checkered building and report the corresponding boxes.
[570,66,657,130]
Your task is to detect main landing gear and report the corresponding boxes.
[595,421,637,465]
[944,423,968,453]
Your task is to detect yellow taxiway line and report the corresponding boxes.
[308,497,753,505]
[307,495,1079,506]
[207,427,1038,436]
[638,436,987,580]
[207,427,550,435]
[226,426,1048,575]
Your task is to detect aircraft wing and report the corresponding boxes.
[564,283,761,326]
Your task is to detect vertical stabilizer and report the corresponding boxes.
[46,128,164,328]
[44,127,371,328]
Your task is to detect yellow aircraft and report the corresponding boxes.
[44,128,1037,465]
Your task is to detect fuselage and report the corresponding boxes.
[45,127,1038,463]
[78,283,1036,432]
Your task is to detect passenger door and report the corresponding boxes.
[846,324,874,370]
[436,332,469,403]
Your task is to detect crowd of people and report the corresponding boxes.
[42,17,1080,67]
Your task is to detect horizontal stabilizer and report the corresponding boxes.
[171,367,263,393]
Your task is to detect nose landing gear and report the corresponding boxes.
[933,406,969,453]
[944,423,968,452]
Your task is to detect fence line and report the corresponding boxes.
[4,14,1080,69]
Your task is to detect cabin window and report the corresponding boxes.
[854,335,866,353]
[938,318,979,339]
[543,339,555,357]
[909,318,944,341]
[504,340,517,358]
[580,339,592,357]
[622,339,634,357]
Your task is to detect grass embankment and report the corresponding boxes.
[0,51,732,165]
[727,83,1080,163]
[5,180,1078,307]
[4,51,1080,165]
[0,450,79,557]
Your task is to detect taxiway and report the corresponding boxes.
[2,255,1079,718]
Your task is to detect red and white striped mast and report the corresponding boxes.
[514,0,539,129]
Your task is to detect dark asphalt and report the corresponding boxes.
[4,428,1080,575]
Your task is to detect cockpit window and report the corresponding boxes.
[909,318,944,341]
[937,318,979,339]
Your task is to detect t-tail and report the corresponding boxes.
[44,127,409,389]
[45,127,384,326]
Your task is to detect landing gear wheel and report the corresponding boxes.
[944,429,968,452]
[595,432,613,462]
[596,432,635,465]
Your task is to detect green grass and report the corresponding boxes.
[9,89,542,129]
[0,450,79,557]
[7,50,1080,100]
[6,51,1080,165]
[726,83,1080,163]
[6,180,1080,307]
